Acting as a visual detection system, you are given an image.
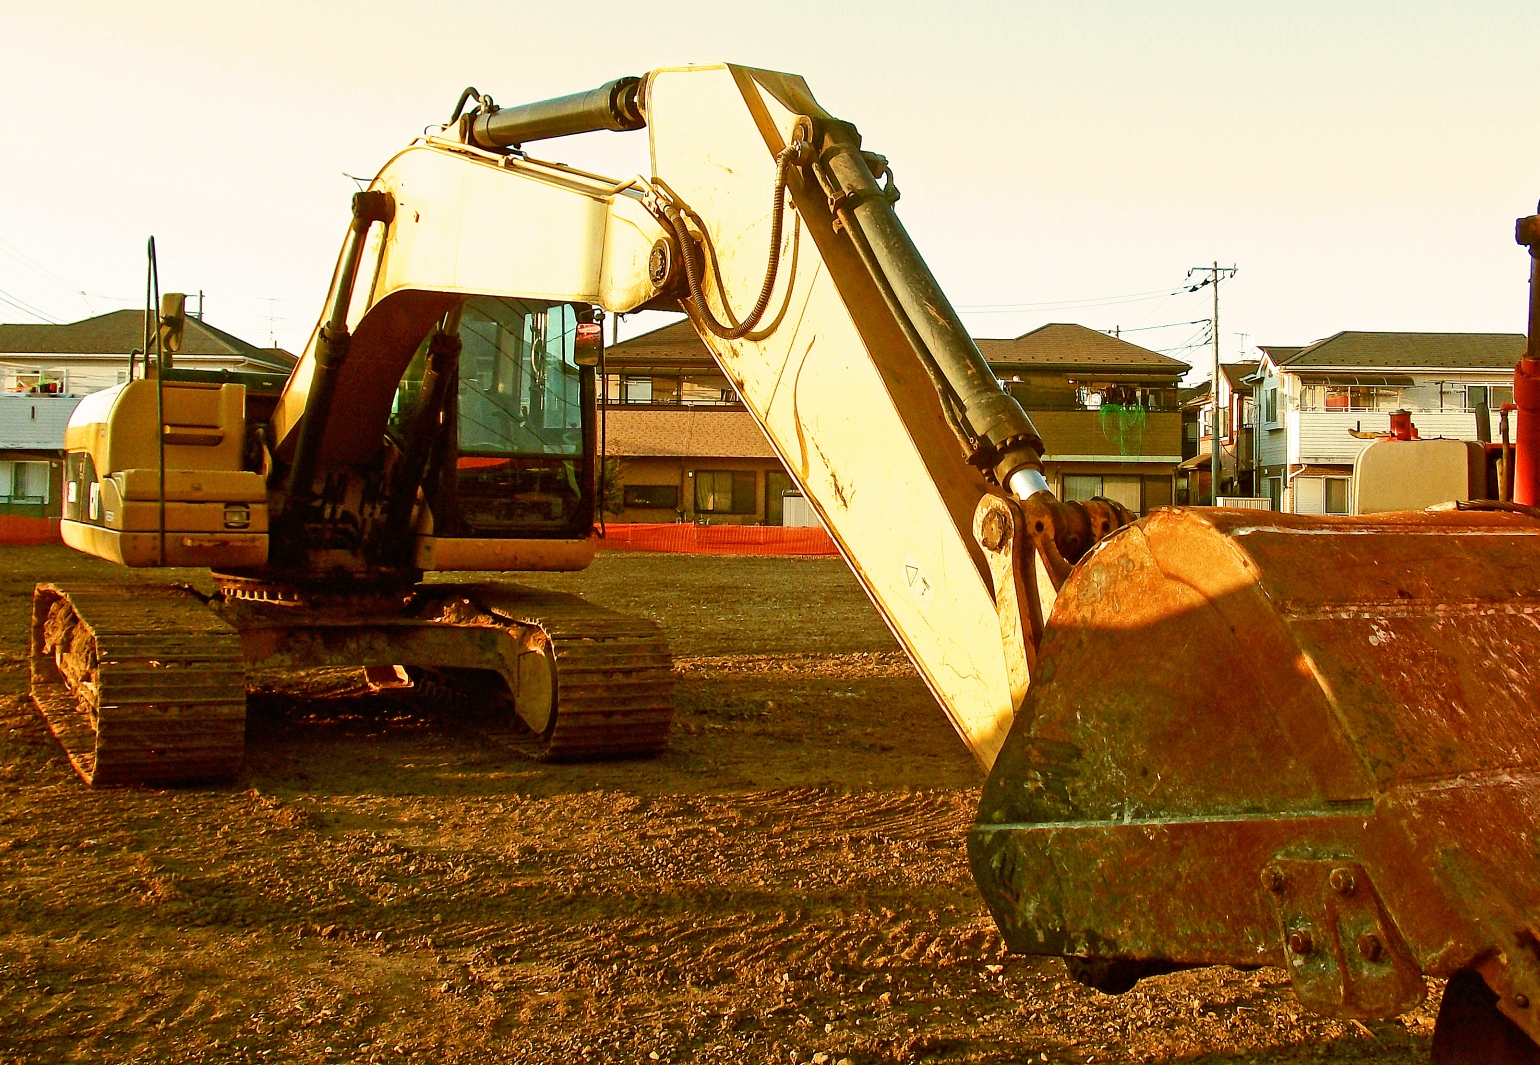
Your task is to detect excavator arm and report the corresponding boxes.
[270,63,1123,768]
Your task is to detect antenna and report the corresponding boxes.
[260,297,283,349]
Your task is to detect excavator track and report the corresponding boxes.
[462,584,675,760]
[30,583,246,786]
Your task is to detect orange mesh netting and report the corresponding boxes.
[0,517,61,546]
[597,523,837,556]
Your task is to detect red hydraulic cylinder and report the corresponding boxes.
[1515,209,1540,506]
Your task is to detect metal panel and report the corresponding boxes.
[973,508,1540,1039]
[645,65,1017,766]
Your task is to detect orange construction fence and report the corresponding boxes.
[0,516,61,546]
[597,522,838,556]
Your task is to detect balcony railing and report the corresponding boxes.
[602,396,745,409]
[1028,408,1183,460]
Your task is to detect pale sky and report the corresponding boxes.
[3,1,1538,377]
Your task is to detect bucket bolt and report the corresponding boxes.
[1288,930,1315,956]
[1329,867,1357,896]
[1516,994,1531,1009]
[1357,933,1384,961]
[1261,866,1287,894]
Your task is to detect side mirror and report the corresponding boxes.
[159,292,186,357]
[574,307,603,367]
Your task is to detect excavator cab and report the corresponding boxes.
[391,296,596,547]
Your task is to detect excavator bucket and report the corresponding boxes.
[970,507,1540,1052]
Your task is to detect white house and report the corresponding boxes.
[0,308,294,396]
[1251,331,1524,514]
[0,310,293,537]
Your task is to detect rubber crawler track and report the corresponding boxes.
[30,582,246,786]
[468,584,675,760]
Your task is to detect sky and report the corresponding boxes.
[2,0,1538,379]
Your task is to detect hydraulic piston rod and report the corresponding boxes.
[466,77,645,149]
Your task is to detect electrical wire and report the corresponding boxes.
[0,235,130,316]
[0,289,62,324]
[956,285,1187,312]
[1100,318,1209,335]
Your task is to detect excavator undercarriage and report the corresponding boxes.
[31,579,673,785]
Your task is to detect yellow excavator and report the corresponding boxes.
[29,65,1540,1059]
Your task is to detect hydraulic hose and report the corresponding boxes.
[663,141,804,342]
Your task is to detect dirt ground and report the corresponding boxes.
[0,546,1441,1064]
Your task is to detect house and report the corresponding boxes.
[602,319,1189,523]
[0,308,295,394]
[600,320,792,524]
[977,324,1189,514]
[1177,360,1259,503]
[1250,332,1525,513]
[0,310,295,538]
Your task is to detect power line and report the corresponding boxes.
[956,285,1187,312]
[0,287,63,324]
[1101,318,1209,335]
[0,235,130,316]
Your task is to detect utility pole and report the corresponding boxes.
[1188,262,1237,502]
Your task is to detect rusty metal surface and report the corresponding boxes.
[224,582,674,761]
[1430,969,1540,1063]
[970,507,1540,1039]
[30,583,246,786]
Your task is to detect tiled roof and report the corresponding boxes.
[1221,361,1259,388]
[0,309,295,370]
[975,323,1189,375]
[610,319,1192,378]
[602,408,777,459]
[605,319,714,370]
[1257,345,1303,364]
[1281,331,1524,371]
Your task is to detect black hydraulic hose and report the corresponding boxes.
[663,143,802,342]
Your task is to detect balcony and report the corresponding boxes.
[1291,409,1510,465]
[1027,407,1184,462]
[601,395,744,410]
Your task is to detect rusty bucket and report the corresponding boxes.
[970,507,1540,1058]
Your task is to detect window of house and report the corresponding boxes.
[1267,477,1282,511]
[12,369,66,395]
[1468,385,1515,411]
[1325,477,1350,515]
[1142,476,1173,512]
[1301,385,1399,411]
[1294,476,1351,516]
[1062,474,1102,501]
[623,484,680,509]
[621,376,652,403]
[1263,388,1278,424]
[0,461,49,503]
[694,470,756,514]
[1101,475,1142,514]
[1294,477,1324,515]
[679,375,738,406]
